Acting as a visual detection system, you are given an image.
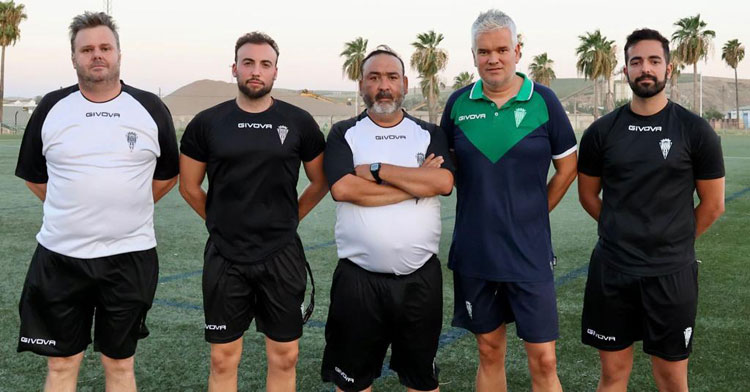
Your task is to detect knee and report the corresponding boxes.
[47,355,83,375]
[529,351,558,376]
[100,355,135,376]
[477,338,505,366]
[267,344,299,372]
[601,360,631,383]
[210,347,242,375]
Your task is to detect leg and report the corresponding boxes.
[651,357,688,392]
[597,347,634,392]
[475,324,508,392]
[266,337,299,392]
[524,341,562,392]
[45,352,84,392]
[208,338,243,392]
[100,354,136,392]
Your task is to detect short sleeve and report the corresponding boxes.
[691,121,725,180]
[577,123,603,177]
[543,92,577,159]
[426,125,456,174]
[152,100,179,180]
[298,112,325,162]
[180,112,209,162]
[15,96,54,183]
[323,123,354,189]
[440,93,458,150]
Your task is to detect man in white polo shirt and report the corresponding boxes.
[14,11,178,392]
[321,46,454,392]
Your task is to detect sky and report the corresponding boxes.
[4,0,749,98]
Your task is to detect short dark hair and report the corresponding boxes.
[624,28,670,63]
[235,32,279,62]
[69,12,119,53]
[361,45,405,78]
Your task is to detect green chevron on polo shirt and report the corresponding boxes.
[449,72,549,163]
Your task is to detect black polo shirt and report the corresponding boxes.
[578,101,724,276]
[180,98,325,262]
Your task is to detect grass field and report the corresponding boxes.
[0,132,748,391]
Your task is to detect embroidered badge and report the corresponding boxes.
[659,138,672,159]
[277,125,289,144]
[126,132,137,152]
[514,107,527,128]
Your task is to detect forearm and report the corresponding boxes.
[694,202,724,238]
[25,181,47,202]
[153,177,177,203]
[298,180,329,221]
[547,170,576,211]
[332,175,415,207]
[580,196,602,221]
[179,185,207,220]
[378,164,453,197]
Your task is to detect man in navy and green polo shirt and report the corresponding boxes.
[440,9,577,392]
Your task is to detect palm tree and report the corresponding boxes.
[576,30,617,118]
[669,51,685,104]
[0,0,27,129]
[411,30,448,123]
[528,53,556,87]
[671,14,715,113]
[452,71,474,90]
[340,37,368,115]
[722,39,745,128]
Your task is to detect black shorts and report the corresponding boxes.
[18,244,158,359]
[581,255,699,361]
[321,256,442,392]
[452,271,559,343]
[202,235,308,343]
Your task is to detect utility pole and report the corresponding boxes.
[103,0,112,14]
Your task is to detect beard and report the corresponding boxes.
[362,90,404,114]
[628,71,668,98]
[75,60,120,85]
[238,78,273,99]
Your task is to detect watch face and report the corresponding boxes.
[370,163,380,171]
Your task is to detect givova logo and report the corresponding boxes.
[587,328,616,342]
[458,113,486,122]
[86,112,120,118]
[20,336,56,346]
[205,324,227,330]
[334,366,355,383]
[628,125,662,132]
[375,135,406,140]
[238,123,272,129]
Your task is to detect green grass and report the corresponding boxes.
[1,134,749,391]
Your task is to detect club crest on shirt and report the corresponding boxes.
[277,125,289,144]
[416,152,425,166]
[659,138,672,159]
[514,108,526,128]
[126,131,137,152]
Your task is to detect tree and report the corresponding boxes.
[411,30,448,123]
[452,71,474,90]
[576,30,617,118]
[669,50,685,104]
[722,39,745,128]
[340,37,368,115]
[0,0,27,129]
[672,14,715,113]
[528,52,556,87]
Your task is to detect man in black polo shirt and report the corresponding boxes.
[578,28,725,392]
[179,32,327,392]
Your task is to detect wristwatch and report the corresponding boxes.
[370,162,382,184]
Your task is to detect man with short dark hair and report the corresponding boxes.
[578,28,725,392]
[321,46,454,392]
[179,31,328,392]
[441,9,576,392]
[15,11,179,392]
